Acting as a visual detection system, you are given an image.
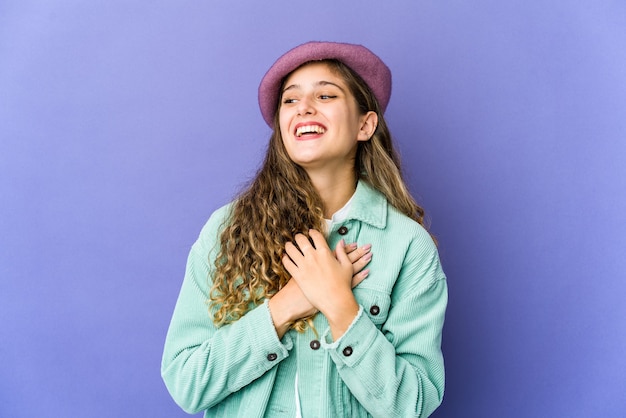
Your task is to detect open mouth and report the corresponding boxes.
[295,124,326,137]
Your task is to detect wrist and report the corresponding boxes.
[268,295,294,339]
[323,297,359,341]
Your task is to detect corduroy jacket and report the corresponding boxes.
[162,181,448,417]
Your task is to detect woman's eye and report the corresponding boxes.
[319,95,337,100]
[283,98,297,104]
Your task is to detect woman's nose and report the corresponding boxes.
[297,96,315,116]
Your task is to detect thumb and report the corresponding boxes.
[335,239,351,266]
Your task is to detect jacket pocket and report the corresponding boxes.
[353,288,391,327]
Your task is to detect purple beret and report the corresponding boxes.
[258,41,392,127]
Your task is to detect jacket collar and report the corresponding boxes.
[346,180,387,229]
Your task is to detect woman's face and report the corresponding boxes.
[278,62,375,173]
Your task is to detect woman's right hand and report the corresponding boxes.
[268,241,372,338]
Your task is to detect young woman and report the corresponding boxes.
[162,41,447,417]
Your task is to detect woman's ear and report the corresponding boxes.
[357,111,378,142]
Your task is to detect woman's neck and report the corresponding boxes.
[307,168,357,219]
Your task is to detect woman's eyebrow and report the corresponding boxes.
[282,84,300,94]
[318,81,346,93]
[282,80,346,94]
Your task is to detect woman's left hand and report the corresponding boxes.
[282,229,360,339]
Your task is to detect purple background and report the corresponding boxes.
[1,1,625,417]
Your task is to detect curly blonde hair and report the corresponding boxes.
[209,60,429,331]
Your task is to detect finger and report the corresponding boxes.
[351,251,373,275]
[294,233,314,253]
[351,268,370,288]
[284,241,303,261]
[282,253,298,275]
[334,239,351,266]
[344,242,358,255]
[347,243,372,264]
[308,229,330,251]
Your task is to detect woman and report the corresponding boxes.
[162,41,447,417]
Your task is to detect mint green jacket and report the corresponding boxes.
[162,181,447,417]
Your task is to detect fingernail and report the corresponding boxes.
[363,269,370,279]
[362,244,372,252]
[363,253,372,261]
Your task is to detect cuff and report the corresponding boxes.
[244,300,292,371]
[320,305,378,368]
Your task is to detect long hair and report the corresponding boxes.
[209,59,429,331]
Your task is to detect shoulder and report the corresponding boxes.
[384,205,444,293]
[353,180,437,256]
[386,205,435,249]
[195,202,235,251]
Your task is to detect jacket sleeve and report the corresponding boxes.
[321,231,447,418]
[160,208,291,414]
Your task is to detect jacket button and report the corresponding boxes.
[337,226,349,235]
[310,340,321,350]
[370,305,380,315]
[342,346,353,357]
[267,353,278,361]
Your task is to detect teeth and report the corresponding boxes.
[296,125,325,137]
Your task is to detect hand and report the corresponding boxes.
[269,234,372,338]
[345,241,372,287]
[268,278,317,338]
[282,230,362,339]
